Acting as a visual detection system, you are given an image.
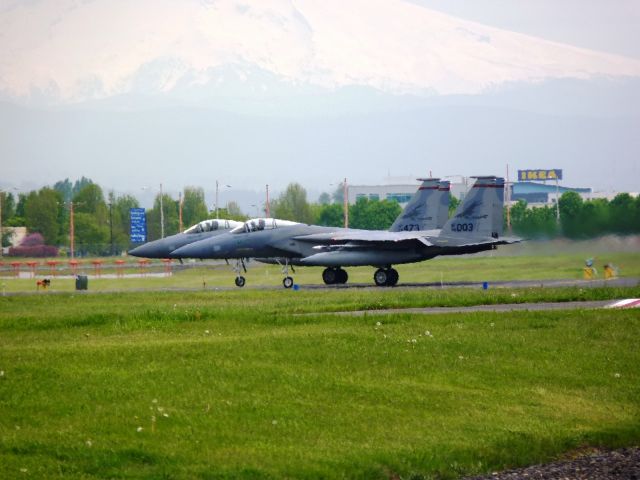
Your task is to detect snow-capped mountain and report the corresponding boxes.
[1,0,640,105]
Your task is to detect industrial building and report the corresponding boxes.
[348,176,467,206]
[511,181,592,205]
[347,176,595,207]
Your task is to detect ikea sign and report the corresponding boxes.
[518,169,563,181]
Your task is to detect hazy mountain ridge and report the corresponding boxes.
[2,0,640,105]
[2,90,638,200]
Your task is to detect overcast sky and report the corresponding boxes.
[1,0,638,203]
[410,0,640,59]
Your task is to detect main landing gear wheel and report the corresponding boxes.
[235,276,246,287]
[387,268,399,286]
[322,268,336,285]
[322,267,348,285]
[374,268,399,287]
[336,268,348,284]
[283,276,294,289]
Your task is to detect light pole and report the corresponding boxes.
[330,180,349,228]
[343,177,348,228]
[108,201,114,255]
[444,175,469,200]
[215,181,232,219]
[178,191,183,232]
[265,184,270,217]
[159,183,164,238]
[69,201,77,260]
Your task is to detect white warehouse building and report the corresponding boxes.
[348,176,469,206]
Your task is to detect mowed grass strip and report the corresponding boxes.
[1,248,639,293]
[1,285,640,326]
[0,290,638,479]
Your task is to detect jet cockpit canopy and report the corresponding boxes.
[184,219,242,234]
[231,218,300,234]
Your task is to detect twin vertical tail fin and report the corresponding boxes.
[389,178,443,232]
[437,180,450,229]
[441,176,505,239]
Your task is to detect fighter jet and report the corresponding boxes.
[172,177,514,288]
[127,218,243,259]
[170,178,449,284]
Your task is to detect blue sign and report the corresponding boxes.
[130,208,147,243]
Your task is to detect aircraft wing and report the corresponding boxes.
[428,235,522,248]
[294,231,521,250]
[293,230,436,247]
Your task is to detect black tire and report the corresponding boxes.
[322,268,337,285]
[337,268,349,285]
[283,276,294,289]
[374,268,388,287]
[235,276,246,287]
[336,268,348,284]
[387,268,399,286]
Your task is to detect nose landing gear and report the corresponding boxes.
[374,267,399,287]
[234,258,247,288]
[281,259,295,289]
[322,267,348,285]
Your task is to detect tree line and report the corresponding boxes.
[1,179,639,257]
[509,191,640,239]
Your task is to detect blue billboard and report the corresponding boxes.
[130,208,147,243]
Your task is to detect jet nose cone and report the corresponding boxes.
[127,240,166,258]
[171,243,202,259]
[128,245,146,257]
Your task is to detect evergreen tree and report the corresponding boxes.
[316,203,344,227]
[271,183,313,224]
[24,188,64,245]
[146,193,179,241]
[182,187,209,228]
[559,191,584,238]
[53,178,73,202]
[350,198,401,230]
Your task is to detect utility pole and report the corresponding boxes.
[178,191,183,231]
[215,180,219,219]
[265,184,270,217]
[70,201,75,260]
[556,175,560,225]
[159,183,165,238]
[109,201,114,256]
[506,164,511,232]
[343,178,349,228]
[215,181,231,219]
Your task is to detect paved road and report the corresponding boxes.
[295,277,639,291]
[1,277,637,297]
[333,300,617,316]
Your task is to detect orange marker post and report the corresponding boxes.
[115,259,126,278]
[10,261,21,277]
[46,260,60,277]
[161,258,172,277]
[137,259,150,277]
[91,260,104,278]
[26,261,38,278]
[69,260,81,276]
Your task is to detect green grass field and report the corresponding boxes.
[1,246,639,293]
[1,287,639,479]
